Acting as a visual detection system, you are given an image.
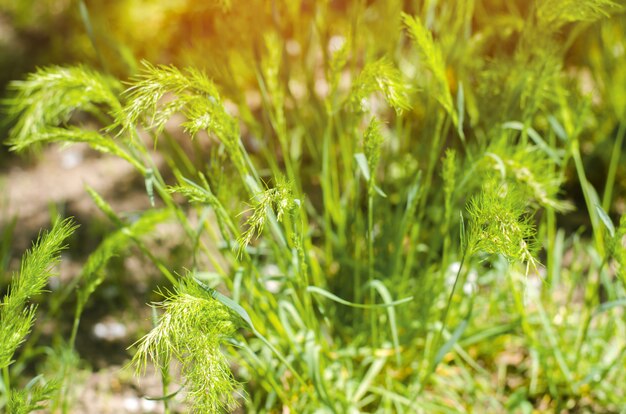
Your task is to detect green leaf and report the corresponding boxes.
[369,279,403,365]
[211,288,255,331]
[355,153,371,182]
[353,356,388,404]
[596,204,616,238]
[456,82,465,141]
[594,298,626,315]
[548,115,568,141]
[144,386,184,401]
[502,121,562,164]
[307,286,412,309]
[373,184,387,198]
[193,275,308,387]
[434,319,469,366]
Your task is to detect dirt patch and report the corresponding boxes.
[1,143,156,250]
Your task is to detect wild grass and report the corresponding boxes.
[1,0,626,412]
[0,218,76,413]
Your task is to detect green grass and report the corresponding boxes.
[1,0,626,412]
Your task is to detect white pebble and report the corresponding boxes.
[93,320,127,341]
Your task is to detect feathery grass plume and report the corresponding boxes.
[401,12,456,123]
[132,277,240,413]
[167,174,239,242]
[362,117,385,193]
[536,0,620,29]
[118,62,246,173]
[466,182,539,273]
[348,57,411,114]
[238,177,297,252]
[6,126,144,172]
[0,218,77,370]
[363,118,384,173]
[119,62,234,139]
[4,66,122,147]
[6,378,58,414]
[479,139,572,212]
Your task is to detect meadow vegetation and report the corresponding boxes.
[1,0,626,412]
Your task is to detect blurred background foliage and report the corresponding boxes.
[1,0,624,199]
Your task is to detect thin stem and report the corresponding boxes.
[69,303,83,350]
[425,249,466,385]
[2,366,9,397]
[438,251,465,347]
[153,307,171,414]
[367,192,378,343]
[78,0,109,74]
[602,121,626,211]
[321,113,336,267]
[571,141,604,255]
[354,173,363,303]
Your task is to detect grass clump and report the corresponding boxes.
[0,218,77,371]
[132,277,240,413]
[466,181,539,272]
[1,0,626,412]
[0,218,77,412]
